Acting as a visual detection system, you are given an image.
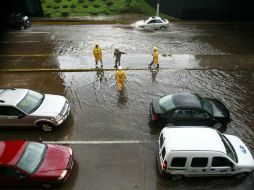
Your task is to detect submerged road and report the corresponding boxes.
[0,22,253,190]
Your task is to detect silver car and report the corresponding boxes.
[0,88,70,132]
[135,16,169,30]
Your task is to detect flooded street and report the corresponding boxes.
[0,22,253,190]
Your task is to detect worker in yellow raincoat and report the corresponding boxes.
[115,66,127,92]
[93,44,103,67]
[148,47,159,68]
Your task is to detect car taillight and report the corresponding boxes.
[152,113,159,120]
[162,160,167,170]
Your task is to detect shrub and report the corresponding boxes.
[82,5,88,8]
[78,0,85,3]
[61,12,69,17]
[106,2,113,6]
[88,0,95,2]
[93,4,100,8]
[62,5,68,8]
[46,5,52,8]
[53,6,60,9]
[44,13,51,17]
[54,0,62,3]
[70,4,76,9]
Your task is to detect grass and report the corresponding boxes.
[41,0,172,18]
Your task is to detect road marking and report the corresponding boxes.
[0,41,40,43]
[43,140,144,144]
[9,31,50,34]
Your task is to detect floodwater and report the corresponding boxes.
[0,23,254,190]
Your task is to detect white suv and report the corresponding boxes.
[0,88,70,132]
[157,127,254,180]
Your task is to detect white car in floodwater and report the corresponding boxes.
[135,16,169,29]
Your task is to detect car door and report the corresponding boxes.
[0,166,29,187]
[147,19,156,29]
[155,19,163,28]
[0,105,31,127]
[170,108,194,125]
[186,156,210,177]
[208,156,233,176]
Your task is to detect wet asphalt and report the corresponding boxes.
[0,22,254,190]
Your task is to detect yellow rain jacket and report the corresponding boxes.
[115,70,127,91]
[153,50,159,64]
[93,47,102,61]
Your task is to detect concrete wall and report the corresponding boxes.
[146,0,254,20]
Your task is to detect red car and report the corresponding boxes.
[0,141,74,188]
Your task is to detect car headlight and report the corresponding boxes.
[51,114,62,122]
[58,170,67,181]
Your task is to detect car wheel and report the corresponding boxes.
[20,26,25,30]
[171,174,182,181]
[160,26,166,30]
[234,172,248,179]
[38,122,55,132]
[40,183,53,189]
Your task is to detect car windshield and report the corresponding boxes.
[200,98,214,115]
[159,95,175,112]
[17,142,47,174]
[219,133,238,163]
[17,90,44,114]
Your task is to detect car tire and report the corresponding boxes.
[160,26,166,30]
[171,174,182,181]
[40,183,54,189]
[20,26,25,30]
[234,172,248,179]
[38,122,55,132]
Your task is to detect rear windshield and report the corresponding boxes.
[159,95,175,112]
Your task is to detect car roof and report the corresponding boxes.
[0,141,27,165]
[0,88,28,105]
[150,16,162,20]
[172,93,202,108]
[162,127,226,153]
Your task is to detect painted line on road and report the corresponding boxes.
[9,31,50,34]
[0,41,40,43]
[43,140,144,145]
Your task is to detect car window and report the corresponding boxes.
[191,109,209,119]
[159,133,164,148]
[17,142,46,174]
[212,157,232,167]
[0,106,23,116]
[191,157,208,167]
[172,109,193,118]
[161,147,166,159]
[17,90,44,114]
[159,95,175,112]
[0,167,19,177]
[171,157,187,167]
[148,20,156,24]
[156,19,163,23]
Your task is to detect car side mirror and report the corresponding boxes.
[18,113,25,119]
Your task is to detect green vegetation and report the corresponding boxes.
[41,0,163,17]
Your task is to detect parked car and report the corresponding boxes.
[7,13,31,30]
[0,140,74,188]
[157,127,254,180]
[0,88,70,132]
[150,93,230,126]
[135,16,169,30]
